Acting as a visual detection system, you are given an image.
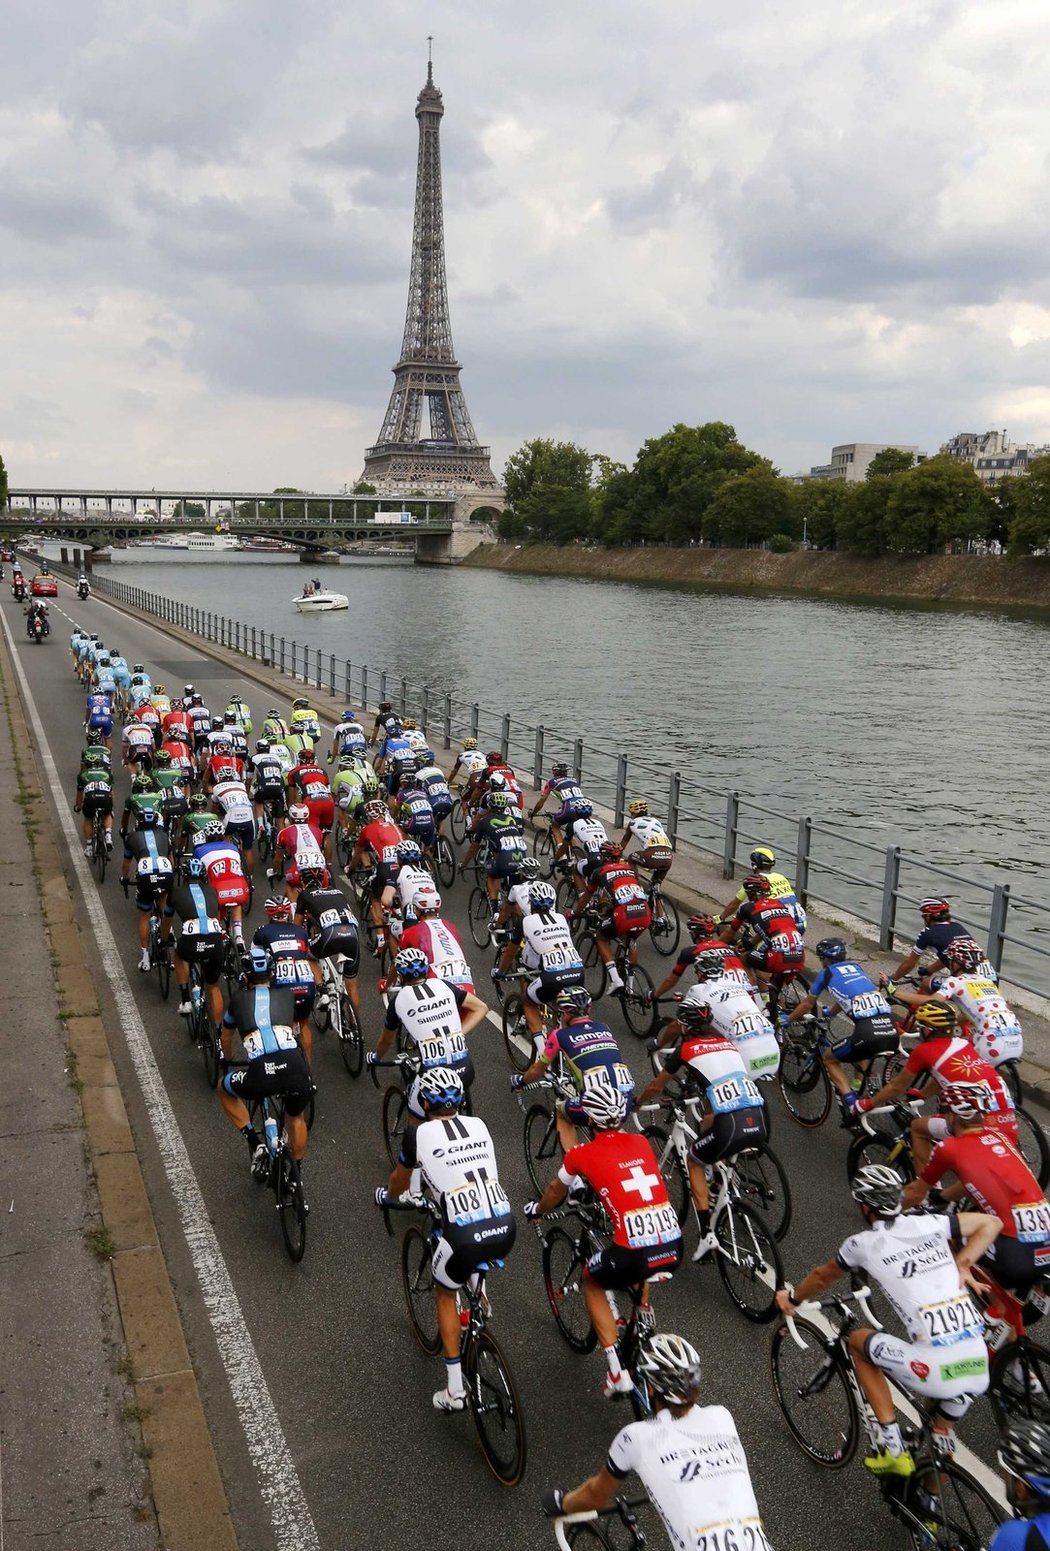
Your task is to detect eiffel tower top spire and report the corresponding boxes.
[361,50,499,493]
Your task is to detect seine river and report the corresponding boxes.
[87,550,1049,979]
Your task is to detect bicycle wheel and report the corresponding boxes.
[776,974,811,1017]
[199,1018,222,1089]
[770,1316,859,1467]
[620,962,656,1038]
[846,1130,915,1185]
[647,893,681,957]
[276,1150,307,1262]
[257,817,271,864]
[565,1527,614,1549]
[555,876,578,918]
[999,1060,1022,1107]
[642,1127,689,1227]
[990,1338,1050,1428]
[734,1143,792,1242]
[532,825,556,878]
[153,927,171,1001]
[1012,1105,1050,1189]
[714,1200,782,1322]
[449,798,466,847]
[434,835,456,890]
[400,1224,440,1355]
[777,1033,832,1128]
[901,1456,1008,1550]
[523,1103,562,1195]
[93,825,107,884]
[338,995,363,1078]
[576,932,607,1000]
[463,1327,527,1488]
[382,1085,408,1167]
[542,1226,596,1352]
[501,995,532,1073]
[468,887,491,948]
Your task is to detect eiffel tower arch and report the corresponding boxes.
[361,54,504,562]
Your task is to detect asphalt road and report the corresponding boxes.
[3,581,1030,1551]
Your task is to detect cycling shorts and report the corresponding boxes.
[253,783,285,808]
[369,862,398,896]
[81,794,113,818]
[585,1238,682,1290]
[429,797,452,820]
[174,931,224,983]
[286,862,329,892]
[87,715,113,736]
[635,844,673,872]
[125,747,153,771]
[827,1016,898,1063]
[688,1107,768,1163]
[981,1237,1050,1302]
[134,873,173,912]
[305,798,334,832]
[222,1048,312,1116]
[432,1218,517,1290]
[214,880,250,913]
[311,925,359,977]
[864,1330,987,1418]
[599,902,651,939]
[746,942,805,975]
[557,805,593,829]
[223,817,256,852]
[526,966,586,1007]
[291,983,316,1020]
[486,850,527,880]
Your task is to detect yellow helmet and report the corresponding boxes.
[628,799,649,817]
[913,1001,956,1037]
[463,738,478,751]
[750,846,776,868]
[153,683,167,695]
[402,717,416,730]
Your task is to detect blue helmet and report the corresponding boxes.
[815,938,848,962]
[342,709,358,722]
[187,857,206,881]
[394,947,429,980]
[417,1066,465,1109]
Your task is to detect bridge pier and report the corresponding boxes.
[414,523,483,565]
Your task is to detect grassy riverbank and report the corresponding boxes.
[464,542,1050,610]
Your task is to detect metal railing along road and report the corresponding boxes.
[69,565,1050,1000]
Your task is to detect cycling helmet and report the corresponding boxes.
[187,857,206,881]
[153,683,167,695]
[170,698,184,712]
[131,775,153,793]
[190,694,204,707]
[578,1083,628,1129]
[402,718,416,731]
[528,881,557,912]
[488,771,510,791]
[154,750,172,768]
[414,887,441,914]
[292,697,309,711]
[288,803,310,822]
[998,1420,1050,1504]
[297,745,315,762]
[414,750,430,769]
[299,864,326,888]
[394,946,429,981]
[692,948,729,979]
[944,937,985,973]
[513,858,541,884]
[182,684,195,697]
[210,715,224,730]
[555,985,592,1017]
[87,729,104,746]
[940,1082,993,1121]
[485,751,502,766]
[264,896,293,920]
[550,762,569,777]
[815,938,848,962]
[361,774,380,797]
[132,663,145,673]
[599,841,623,861]
[462,738,478,751]
[255,739,270,753]
[417,1066,465,1110]
[742,873,771,900]
[363,799,388,823]
[678,1000,714,1031]
[189,793,208,811]
[248,945,270,976]
[201,820,224,840]
[635,1334,703,1406]
[213,738,232,755]
[229,693,244,705]
[266,706,281,718]
[686,913,717,941]
[913,1001,957,1037]
[919,898,951,920]
[338,752,358,770]
[396,839,422,864]
[341,709,357,722]
[83,750,106,767]
[137,808,160,829]
[486,790,509,812]
[398,771,417,790]
[749,846,776,868]
[168,724,190,743]
[851,1164,903,1218]
[627,799,649,817]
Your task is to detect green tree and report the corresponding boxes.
[866,446,916,480]
[837,475,893,556]
[352,480,376,495]
[615,422,770,545]
[988,476,1018,549]
[503,439,594,542]
[172,500,206,520]
[705,467,794,548]
[883,456,987,555]
[788,479,854,550]
[1008,456,1050,554]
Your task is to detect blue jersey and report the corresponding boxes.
[989,1514,1050,1550]
[809,960,892,1023]
[380,734,412,762]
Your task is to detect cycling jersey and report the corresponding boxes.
[212,780,253,827]
[539,1017,633,1101]
[923,1130,1050,1244]
[928,973,1024,1066]
[559,1130,680,1258]
[398,1113,515,1287]
[542,775,592,819]
[416,764,452,816]
[123,723,155,754]
[606,1406,769,1551]
[989,1513,1050,1550]
[399,918,474,992]
[333,719,368,756]
[731,898,804,969]
[588,860,651,937]
[160,741,194,777]
[455,750,487,777]
[76,765,113,809]
[838,1214,983,1346]
[396,785,437,838]
[904,1037,1016,1131]
[223,985,299,1059]
[571,817,608,855]
[664,1034,766,1115]
[296,887,359,965]
[384,980,472,1097]
[204,754,245,786]
[251,753,286,790]
[395,863,433,916]
[625,815,672,850]
[520,910,583,977]
[682,979,779,1079]
[194,837,249,907]
[669,939,750,985]
[289,708,321,742]
[252,922,317,994]
[470,813,527,873]
[288,761,331,801]
[276,820,325,867]
[359,820,404,869]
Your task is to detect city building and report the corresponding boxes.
[941,429,1050,485]
[791,444,922,484]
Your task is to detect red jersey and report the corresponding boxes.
[137,703,161,736]
[360,820,404,866]
[160,740,194,777]
[205,755,244,785]
[671,938,747,981]
[162,710,193,740]
[923,1129,1050,1243]
[276,820,324,860]
[288,762,331,801]
[905,1036,1016,1133]
[399,918,474,992]
[562,1130,680,1256]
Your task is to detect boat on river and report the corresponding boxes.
[293,587,349,613]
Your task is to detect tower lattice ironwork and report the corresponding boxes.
[361,55,499,492]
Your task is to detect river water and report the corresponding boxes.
[82,551,1050,978]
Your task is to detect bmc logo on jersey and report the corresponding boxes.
[910,1360,930,1381]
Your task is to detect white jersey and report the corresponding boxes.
[931,974,1024,1065]
[457,750,486,776]
[333,719,367,751]
[571,817,608,855]
[410,919,473,990]
[250,752,285,785]
[396,864,433,916]
[404,729,428,751]
[627,815,672,849]
[391,978,467,1068]
[508,880,533,916]
[838,1215,984,1348]
[414,1114,511,1229]
[284,823,325,871]
[521,910,582,974]
[212,780,253,826]
[683,978,779,1079]
[123,723,154,751]
[607,1406,770,1551]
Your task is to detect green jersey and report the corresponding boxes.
[122,789,163,824]
[76,763,113,796]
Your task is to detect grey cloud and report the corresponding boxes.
[604,157,700,235]
[0,176,116,241]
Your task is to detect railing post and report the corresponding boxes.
[879,846,901,951]
[500,712,511,762]
[723,791,740,879]
[328,653,335,696]
[573,738,584,783]
[398,676,407,718]
[362,666,368,710]
[250,625,256,658]
[795,816,811,906]
[421,686,430,735]
[235,621,241,652]
[614,753,628,828]
[443,692,452,749]
[345,659,351,699]
[317,650,323,691]
[279,636,285,673]
[470,702,480,740]
[379,670,388,705]
[987,883,1011,975]
[533,724,545,789]
[666,770,681,847]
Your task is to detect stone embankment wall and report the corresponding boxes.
[463,542,1050,610]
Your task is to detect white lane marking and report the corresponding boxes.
[0,609,320,1551]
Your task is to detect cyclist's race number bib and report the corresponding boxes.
[624,1203,680,1249]
[583,1063,633,1095]
[694,1522,772,1551]
[850,992,885,1017]
[180,917,221,936]
[542,945,583,972]
[919,1294,984,1347]
[318,908,346,929]
[731,1012,768,1039]
[1013,1202,1050,1244]
[417,1031,466,1067]
[274,959,314,984]
[708,1075,762,1114]
[446,1177,511,1227]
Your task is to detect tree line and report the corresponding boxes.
[497,425,1050,557]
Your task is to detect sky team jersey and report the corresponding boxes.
[607,1406,769,1551]
[928,974,1024,1065]
[904,1036,1015,1128]
[923,1129,1050,1243]
[809,960,893,1023]
[223,985,299,1060]
[399,918,474,991]
[683,979,779,1079]
[837,1215,983,1347]
[560,1130,680,1253]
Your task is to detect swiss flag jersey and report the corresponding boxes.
[562,1130,678,1250]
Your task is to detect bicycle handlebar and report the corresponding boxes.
[785,1284,881,1349]
[858,1097,924,1134]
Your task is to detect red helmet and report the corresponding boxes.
[945,936,985,973]
[599,841,623,861]
[919,898,951,920]
[686,913,717,941]
[485,751,503,766]
[742,873,771,900]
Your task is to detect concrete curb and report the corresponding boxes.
[0,621,238,1551]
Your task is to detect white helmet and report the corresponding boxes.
[579,1082,628,1129]
[636,1334,702,1404]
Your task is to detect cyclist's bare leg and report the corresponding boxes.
[284,1113,307,1162]
[847,1327,896,1425]
[583,1275,618,1349]
[435,1285,462,1363]
[297,1019,313,1064]
[910,1117,934,1173]
[821,1049,852,1097]
[686,1157,711,1217]
[555,1109,579,1154]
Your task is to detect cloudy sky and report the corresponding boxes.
[2,0,1049,491]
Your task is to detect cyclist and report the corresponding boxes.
[333,760,380,843]
[721,845,806,933]
[223,711,249,765]
[224,692,252,736]
[73,750,114,857]
[650,913,750,1003]
[989,1420,1050,1549]
[496,880,585,1047]
[656,949,780,1080]
[270,802,328,902]
[367,947,488,1116]
[398,887,475,994]
[219,946,312,1173]
[783,938,897,1123]
[161,696,193,745]
[121,715,156,776]
[150,683,172,720]
[525,1084,682,1397]
[84,686,114,747]
[327,709,368,765]
[392,770,437,853]
[573,843,652,995]
[375,1066,515,1414]
[375,721,415,795]
[286,746,335,858]
[720,873,805,994]
[288,696,321,746]
[895,935,1025,1070]
[856,1000,1018,1170]
[209,766,256,880]
[542,1334,771,1550]
[890,897,973,982]
[193,820,250,956]
[413,750,453,831]
[776,1164,999,1473]
[447,736,486,790]
[392,838,432,924]
[165,856,225,1026]
[182,792,216,849]
[294,867,361,1030]
[122,807,174,972]
[369,701,401,746]
[261,707,290,743]
[639,1000,767,1259]
[254,896,321,1059]
[462,790,528,927]
[187,696,212,755]
[903,1083,1050,1302]
[619,799,675,932]
[249,739,288,826]
[152,749,190,850]
[530,761,593,861]
[350,799,405,958]
[513,985,634,1153]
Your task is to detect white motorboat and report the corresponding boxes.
[293,589,349,613]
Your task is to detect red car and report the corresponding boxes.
[0,548,13,563]
[30,573,58,597]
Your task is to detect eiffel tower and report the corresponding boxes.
[361,52,500,493]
